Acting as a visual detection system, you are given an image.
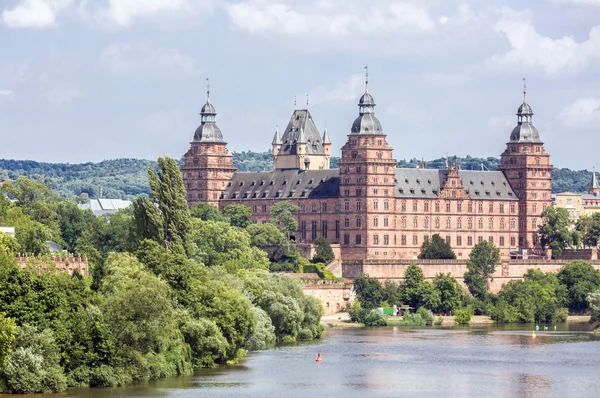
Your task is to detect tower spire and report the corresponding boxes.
[294,95,297,107]
[306,94,309,108]
[206,77,210,102]
[523,77,526,102]
[364,65,369,93]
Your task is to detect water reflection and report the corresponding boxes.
[32,323,600,398]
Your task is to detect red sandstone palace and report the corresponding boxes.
[181,78,553,261]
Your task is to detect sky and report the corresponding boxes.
[0,0,600,169]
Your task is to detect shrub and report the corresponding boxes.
[416,307,434,326]
[362,310,387,327]
[556,308,569,323]
[434,317,443,326]
[454,308,473,325]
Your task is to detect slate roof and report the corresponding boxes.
[510,100,541,143]
[394,169,518,201]
[221,169,340,200]
[79,199,132,216]
[279,110,325,156]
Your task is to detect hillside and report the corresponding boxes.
[0,152,592,199]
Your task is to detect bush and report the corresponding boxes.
[434,317,443,326]
[362,310,387,327]
[556,308,569,323]
[416,307,434,326]
[454,308,473,325]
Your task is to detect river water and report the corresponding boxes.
[39,323,600,398]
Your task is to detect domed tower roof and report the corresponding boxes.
[193,79,224,143]
[509,81,541,143]
[350,67,384,135]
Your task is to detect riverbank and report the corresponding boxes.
[321,313,592,327]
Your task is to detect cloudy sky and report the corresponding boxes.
[1,0,599,169]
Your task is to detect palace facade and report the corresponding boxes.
[180,81,553,260]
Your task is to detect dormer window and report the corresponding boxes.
[269,181,274,185]
[260,181,265,186]
[475,190,480,196]
[283,180,288,185]
[251,181,255,186]
[239,182,244,187]
[421,189,426,194]
[410,189,415,194]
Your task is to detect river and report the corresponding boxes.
[39,323,599,398]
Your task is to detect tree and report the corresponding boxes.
[557,261,600,312]
[312,237,335,264]
[538,207,573,258]
[399,265,438,310]
[56,200,95,252]
[222,204,252,228]
[432,273,464,314]
[132,157,193,255]
[418,234,456,259]
[576,213,600,248]
[0,313,15,372]
[353,274,385,310]
[587,292,600,325]
[269,201,299,239]
[464,241,500,299]
[191,203,225,222]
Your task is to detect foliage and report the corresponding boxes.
[432,273,464,314]
[557,261,600,313]
[418,234,456,260]
[0,313,15,372]
[464,241,500,299]
[269,201,300,238]
[588,292,600,324]
[538,207,575,258]
[576,213,600,248]
[2,324,67,394]
[347,301,386,326]
[454,308,473,325]
[312,237,335,264]
[354,274,385,310]
[190,203,226,222]
[489,269,567,323]
[399,265,438,310]
[416,307,434,325]
[247,223,303,271]
[222,204,252,228]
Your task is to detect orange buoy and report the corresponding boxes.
[316,353,322,362]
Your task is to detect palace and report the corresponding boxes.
[180,77,553,261]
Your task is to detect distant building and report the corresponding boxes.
[554,169,600,223]
[78,198,132,217]
[182,76,553,260]
[0,226,15,236]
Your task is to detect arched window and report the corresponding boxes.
[401,217,407,228]
[435,202,440,212]
[500,218,505,229]
[478,218,483,229]
[424,217,429,228]
[445,218,451,229]
[413,217,418,228]
[468,218,473,229]
[373,217,379,227]
[457,218,462,229]
[489,218,494,229]
[435,217,440,229]
[374,201,379,210]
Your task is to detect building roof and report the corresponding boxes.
[79,199,132,216]
[221,169,340,200]
[279,110,325,156]
[395,169,518,201]
[509,95,542,143]
[351,89,384,135]
[589,169,599,190]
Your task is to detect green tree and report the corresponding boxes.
[0,313,15,372]
[399,265,438,310]
[576,213,600,248]
[432,273,464,314]
[269,201,299,239]
[132,157,193,256]
[222,204,252,228]
[418,234,456,259]
[464,241,500,299]
[587,292,600,325]
[353,274,385,310]
[538,206,573,258]
[557,261,600,312]
[57,200,95,253]
[312,237,335,264]
[191,203,225,222]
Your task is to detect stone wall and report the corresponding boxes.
[17,256,89,277]
[343,259,600,294]
[301,280,353,315]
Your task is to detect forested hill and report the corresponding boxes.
[0,152,592,199]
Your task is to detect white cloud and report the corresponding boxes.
[1,0,72,28]
[101,43,197,76]
[489,14,600,76]
[0,89,13,96]
[226,0,435,37]
[560,97,600,126]
[309,74,365,105]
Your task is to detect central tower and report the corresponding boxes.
[497,84,553,253]
[338,69,397,260]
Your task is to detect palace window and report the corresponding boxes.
[500,218,505,229]
[467,236,473,246]
[356,235,362,245]
[262,205,267,213]
[468,218,473,229]
[321,203,327,212]
[335,220,340,239]
[532,219,537,229]
[384,201,389,210]
[489,203,494,212]
[413,236,418,245]
[374,201,379,210]
[345,218,350,228]
[322,220,328,238]
[478,236,483,244]
[510,204,516,213]
[356,201,362,211]
[478,203,483,213]
[311,221,318,240]
[356,218,362,228]
[435,218,440,229]
[489,236,494,244]
[532,204,537,213]
[510,219,516,229]
[489,218,494,229]
[457,236,462,246]
[446,202,451,212]
[301,221,307,240]
[344,234,350,245]
[446,218,451,229]
[500,203,505,213]
[373,217,379,227]
[401,235,407,245]
[457,218,462,229]
[478,218,484,229]
[446,236,451,245]
[402,217,407,228]
[374,235,379,245]
[344,201,350,211]
[424,217,429,228]
[511,237,516,246]
[468,203,473,212]
[435,202,440,212]
[384,218,389,227]
[401,201,407,211]
[413,201,418,211]
[457,203,462,212]
[500,236,505,247]
[312,203,317,212]
[424,202,430,212]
